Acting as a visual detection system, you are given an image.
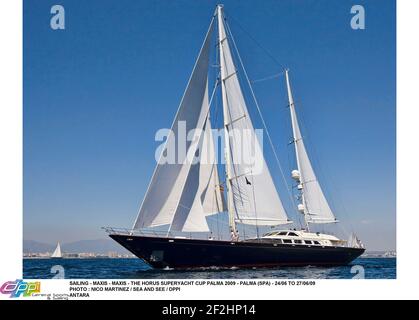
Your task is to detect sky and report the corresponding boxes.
[23,0,396,251]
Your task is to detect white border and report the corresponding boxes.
[0,0,22,280]
[1,0,419,300]
[397,0,419,290]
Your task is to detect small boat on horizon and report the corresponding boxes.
[50,242,63,259]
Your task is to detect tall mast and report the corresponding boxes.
[217,5,238,240]
[285,69,310,231]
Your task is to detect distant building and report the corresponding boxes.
[78,252,96,258]
[23,250,137,259]
[383,251,397,258]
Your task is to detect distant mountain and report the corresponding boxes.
[23,239,130,255]
[62,239,130,254]
[23,240,54,253]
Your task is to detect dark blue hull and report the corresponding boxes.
[109,234,365,269]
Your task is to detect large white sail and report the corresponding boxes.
[51,242,62,258]
[217,8,290,226]
[133,18,225,231]
[285,70,337,224]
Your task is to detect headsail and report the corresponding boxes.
[285,70,337,224]
[133,17,225,231]
[217,7,290,226]
[170,117,226,232]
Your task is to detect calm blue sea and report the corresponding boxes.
[23,258,396,279]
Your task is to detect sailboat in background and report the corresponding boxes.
[106,5,365,269]
[50,242,63,259]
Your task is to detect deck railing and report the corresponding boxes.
[102,226,223,240]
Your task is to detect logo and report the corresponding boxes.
[0,280,41,298]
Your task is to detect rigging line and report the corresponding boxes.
[285,101,303,228]
[224,10,285,70]
[223,77,260,238]
[212,39,223,241]
[207,76,221,119]
[252,71,285,84]
[223,23,275,235]
[286,133,302,228]
[225,19,296,219]
[223,69,259,239]
[220,56,242,224]
[218,33,251,228]
[220,16,264,238]
[217,24,241,236]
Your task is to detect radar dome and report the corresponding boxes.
[291,170,300,181]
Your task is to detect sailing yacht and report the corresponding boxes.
[106,5,365,269]
[51,242,63,259]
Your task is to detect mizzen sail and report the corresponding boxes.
[285,70,337,224]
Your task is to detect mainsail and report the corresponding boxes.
[51,242,62,258]
[133,17,225,232]
[285,70,337,224]
[217,7,290,226]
